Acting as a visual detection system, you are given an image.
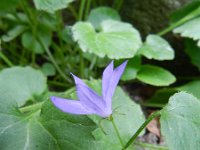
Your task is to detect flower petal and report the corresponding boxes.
[71,74,104,111]
[102,61,114,103]
[51,96,94,115]
[103,60,128,108]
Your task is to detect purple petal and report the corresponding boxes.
[103,61,128,108]
[51,96,94,115]
[71,74,104,112]
[102,61,114,102]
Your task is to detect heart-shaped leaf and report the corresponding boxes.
[0,66,47,106]
[72,20,142,59]
[160,92,200,150]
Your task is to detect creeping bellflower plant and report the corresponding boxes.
[51,61,127,118]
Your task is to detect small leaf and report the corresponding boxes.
[72,20,142,59]
[41,63,56,76]
[2,25,27,42]
[33,0,74,13]
[0,67,47,106]
[184,39,200,71]
[160,92,200,150]
[174,17,200,47]
[139,35,174,60]
[88,7,120,29]
[137,65,176,86]
[116,56,141,81]
[176,80,200,99]
[21,30,51,54]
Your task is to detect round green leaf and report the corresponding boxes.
[139,35,174,60]
[41,63,56,76]
[22,30,51,54]
[88,7,120,29]
[137,65,176,86]
[72,20,142,59]
[33,0,74,13]
[160,92,200,150]
[0,66,47,106]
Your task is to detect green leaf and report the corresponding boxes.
[184,39,200,70]
[0,0,20,12]
[116,56,141,81]
[176,80,200,99]
[174,17,200,47]
[33,0,74,13]
[2,25,27,42]
[160,92,200,150]
[137,65,176,86]
[88,7,120,30]
[22,30,51,54]
[0,67,47,106]
[85,80,145,147]
[72,20,142,59]
[139,35,174,60]
[41,63,56,76]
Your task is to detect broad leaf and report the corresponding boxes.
[88,7,120,29]
[136,65,176,86]
[160,92,200,150]
[0,67,47,106]
[33,0,74,13]
[174,17,200,47]
[72,20,142,59]
[139,35,174,60]
[184,39,200,70]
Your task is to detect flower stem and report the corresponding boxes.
[123,111,161,149]
[110,115,124,147]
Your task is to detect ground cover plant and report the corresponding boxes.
[0,0,200,149]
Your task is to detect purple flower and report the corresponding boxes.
[51,61,127,118]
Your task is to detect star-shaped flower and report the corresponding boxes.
[51,61,127,118]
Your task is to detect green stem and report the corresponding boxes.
[110,115,124,147]
[37,37,72,83]
[68,5,78,20]
[158,7,200,36]
[85,0,92,20]
[135,141,168,150]
[0,52,13,67]
[123,111,161,149]
[78,0,86,21]
[20,102,43,113]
